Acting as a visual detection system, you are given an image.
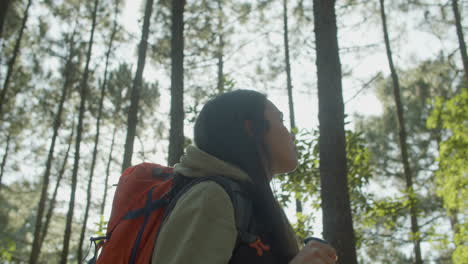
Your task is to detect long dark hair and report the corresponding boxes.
[194,89,296,261]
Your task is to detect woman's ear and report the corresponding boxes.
[244,120,254,137]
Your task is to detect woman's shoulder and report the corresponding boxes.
[176,179,235,212]
[153,179,238,264]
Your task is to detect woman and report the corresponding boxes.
[152,90,337,264]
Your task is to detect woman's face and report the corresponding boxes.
[263,100,298,175]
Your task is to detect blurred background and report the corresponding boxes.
[0,0,466,263]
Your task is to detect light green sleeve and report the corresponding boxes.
[151,181,237,264]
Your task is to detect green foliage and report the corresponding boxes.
[355,57,463,262]
[291,212,314,242]
[361,196,406,229]
[346,130,373,215]
[428,88,468,264]
[95,215,108,238]
[276,128,319,208]
[0,238,15,262]
[276,127,373,242]
[453,221,468,264]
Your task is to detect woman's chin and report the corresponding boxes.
[273,159,298,175]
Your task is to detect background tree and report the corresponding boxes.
[282,0,303,214]
[29,27,78,264]
[0,133,10,191]
[214,0,224,94]
[354,57,461,263]
[76,0,121,259]
[60,0,100,262]
[39,116,75,258]
[122,0,155,171]
[0,0,32,119]
[428,88,468,264]
[168,0,185,166]
[379,0,422,262]
[451,0,468,80]
[0,0,12,39]
[313,1,357,263]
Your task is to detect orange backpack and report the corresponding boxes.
[89,162,256,264]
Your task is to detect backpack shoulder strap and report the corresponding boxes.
[163,175,257,245]
[205,176,257,245]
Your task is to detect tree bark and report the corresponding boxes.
[282,0,302,214]
[29,30,76,264]
[100,126,117,217]
[122,0,154,171]
[0,133,11,192]
[98,0,119,218]
[167,0,185,166]
[60,0,99,262]
[283,0,295,132]
[0,0,32,119]
[313,1,357,263]
[216,0,224,94]
[378,0,423,263]
[39,117,75,255]
[451,0,468,80]
[77,0,118,259]
[0,0,12,39]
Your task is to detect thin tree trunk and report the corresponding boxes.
[448,209,459,233]
[313,1,357,263]
[451,0,468,80]
[0,0,32,119]
[77,0,117,259]
[122,0,154,171]
[282,0,302,214]
[0,133,11,192]
[60,0,99,262]
[99,0,119,220]
[283,0,295,132]
[29,32,76,264]
[39,117,75,255]
[0,0,12,39]
[378,0,423,263]
[167,0,185,166]
[100,126,117,217]
[216,0,224,94]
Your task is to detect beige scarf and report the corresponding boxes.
[174,145,251,182]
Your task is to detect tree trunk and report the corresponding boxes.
[77,0,117,258]
[29,31,76,264]
[378,0,423,263]
[39,117,75,255]
[122,0,154,171]
[451,0,468,80]
[167,0,185,166]
[0,0,12,39]
[313,1,357,263]
[0,133,11,192]
[98,0,119,218]
[100,126,117,217]
[60,0,99,262]
[282,0,302,214]
[0,0,32,119]
[216,0,224,94]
